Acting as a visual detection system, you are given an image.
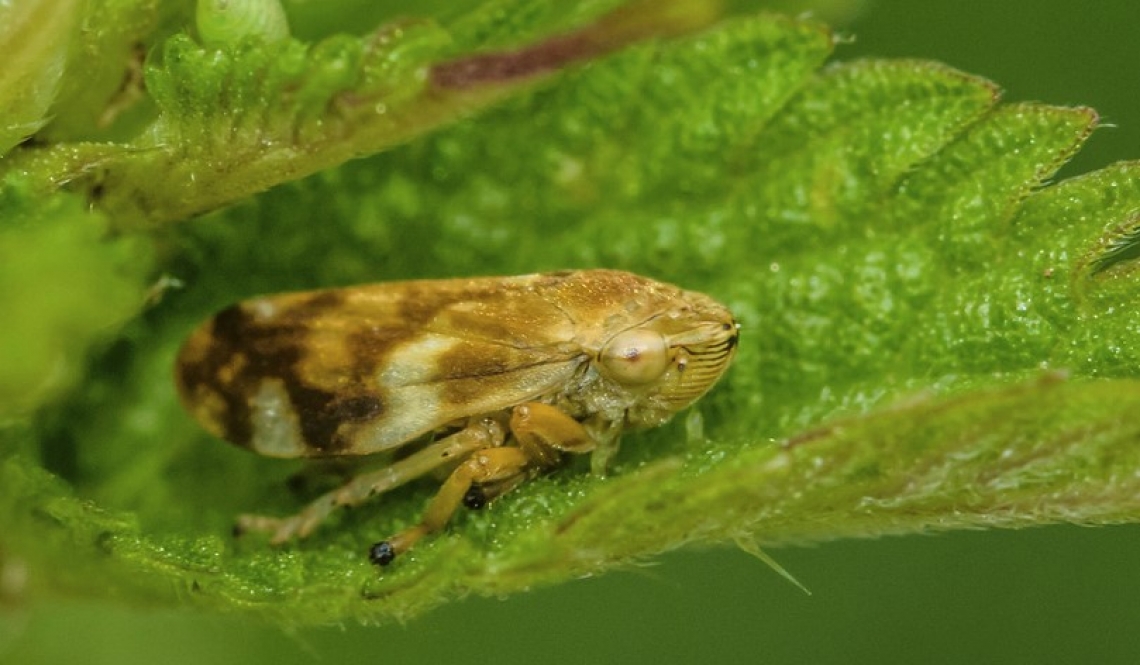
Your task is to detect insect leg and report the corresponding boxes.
[237,418,504,544]
[372,404,602,566]
[510,402,596,456]
[460,403,598,508]
[369,446,532,566]
[461,473,528,510]
[585,416,623,476]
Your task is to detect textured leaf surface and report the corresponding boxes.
[3,2,1140,626]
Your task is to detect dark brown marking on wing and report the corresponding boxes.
[344,322,417,388]
[176,304,257,445]
[395,282,459,329]
[437,340,517,380]
[441,374,511,408]
[175,290,388,455]
[286,385,381,453]
[330,394,384,421]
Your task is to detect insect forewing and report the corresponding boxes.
[176,276,586,457]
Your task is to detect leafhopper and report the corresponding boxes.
[175,269,739,565]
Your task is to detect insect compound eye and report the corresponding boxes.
[600,328,671,385]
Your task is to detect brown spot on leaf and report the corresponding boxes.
[431,0,719,89]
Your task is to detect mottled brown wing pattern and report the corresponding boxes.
[175,273,599,458]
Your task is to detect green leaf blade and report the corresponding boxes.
[5,6,1140,628]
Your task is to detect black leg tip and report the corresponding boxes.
[369,541,396,566]
[462,485,487,510]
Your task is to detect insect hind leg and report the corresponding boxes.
[237,418,504,544]
[370,445,532,565]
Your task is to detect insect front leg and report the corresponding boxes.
[510,402,596,457]
[237,417,504,544]
[584,416,623,476]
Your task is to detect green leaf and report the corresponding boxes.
[0,184,152,418]
[0,0,82,154]
[4,2,1140,627]
[5,0,719,229]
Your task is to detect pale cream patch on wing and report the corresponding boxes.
[377,332,460,387]
[351,329,587,455]
[356,383,450,452]
[245,297,280,322]
[352,360,583,454]
[249,379,307,458]
[353,333,461,452]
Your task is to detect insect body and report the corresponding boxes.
[175,269,739,565]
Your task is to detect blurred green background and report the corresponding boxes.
[6,1,1140,663]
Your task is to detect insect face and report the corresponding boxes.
[596,291,739,428]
